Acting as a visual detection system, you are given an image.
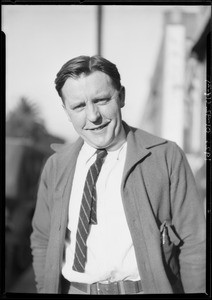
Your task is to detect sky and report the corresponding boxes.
[2,5,200,142]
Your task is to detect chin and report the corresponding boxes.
[89,137,110,149]
[94,143,109,149]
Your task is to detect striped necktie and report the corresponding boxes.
[72,148,108,272]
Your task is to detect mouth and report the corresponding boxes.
[88,122,110,131]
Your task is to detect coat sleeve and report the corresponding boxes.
[169,143,206,293]
[30,156,54,293]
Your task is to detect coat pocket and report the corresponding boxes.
[160,220,183,291]
[160,220,181,247]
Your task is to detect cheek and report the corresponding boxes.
[110,108,122,125]
[69,113,85,130]
[101,104,121,119]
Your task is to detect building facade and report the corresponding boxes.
[140,6,211,214]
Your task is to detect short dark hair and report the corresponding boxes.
[55,55,121,101]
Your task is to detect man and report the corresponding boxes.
[30,55,206,294]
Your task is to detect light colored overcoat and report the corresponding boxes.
[30,122,206,294]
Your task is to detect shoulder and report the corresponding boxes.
[51,137,83,157]
[133,127,166,147]
[127,124,184,164]
[42,138,83,171]
[126,123,177,152]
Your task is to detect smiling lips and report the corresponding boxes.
[87,122,110,131]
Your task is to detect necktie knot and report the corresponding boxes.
[96,148,107,161]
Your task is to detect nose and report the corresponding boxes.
[86,102,101,123]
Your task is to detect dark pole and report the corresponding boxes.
[97,5,102,56]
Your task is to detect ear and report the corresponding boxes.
[119,86,125,108]
[62,104,72,123]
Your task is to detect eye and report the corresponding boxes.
[72,103,86,111]
[95,98,110,105]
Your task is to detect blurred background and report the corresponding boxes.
[3,4,210,293]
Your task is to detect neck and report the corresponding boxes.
[106,125,126,151]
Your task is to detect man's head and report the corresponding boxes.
[55,55,126,151]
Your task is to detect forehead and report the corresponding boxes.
[62,71,115,98]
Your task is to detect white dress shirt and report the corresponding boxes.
[62,141,140,284]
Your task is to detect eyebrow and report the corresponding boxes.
[92,92,111,99]
[93,96,111,101]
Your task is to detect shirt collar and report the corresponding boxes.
[79,142,97,164]
[80,141,127,164]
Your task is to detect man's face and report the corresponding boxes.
[61,71,125,150]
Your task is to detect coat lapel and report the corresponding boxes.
[122,122,166,187]
[122,127,150,188]
[52,138,84,251]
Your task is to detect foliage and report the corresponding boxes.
[6,97,47,142]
